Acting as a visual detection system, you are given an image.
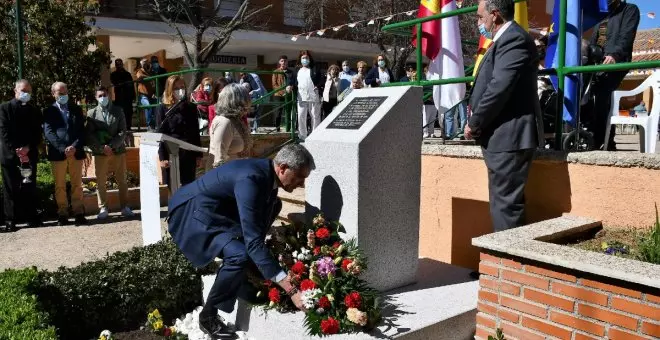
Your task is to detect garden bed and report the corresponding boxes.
[568,227,651,260]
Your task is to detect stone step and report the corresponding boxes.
[202,260,478,340]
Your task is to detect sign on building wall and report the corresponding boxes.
[208,55,248,65]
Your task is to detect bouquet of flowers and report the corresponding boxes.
[145,309,188,339]
[251,213,381,336]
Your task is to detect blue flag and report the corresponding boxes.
[545,0,608,125]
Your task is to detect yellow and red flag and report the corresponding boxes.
[413,0,442,60]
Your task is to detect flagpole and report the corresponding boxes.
[555,0,568,150]
[416,23,423,85]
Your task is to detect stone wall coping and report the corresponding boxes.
[422,144,660,170]
[472,215,660,289]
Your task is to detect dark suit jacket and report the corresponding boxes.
[468,22,543,152]
[110,69,136,103]
[0,99,42,165]
[590,2,640,63]
[43,102,86,161]
[167,158,281,279]
[365,66,394,87]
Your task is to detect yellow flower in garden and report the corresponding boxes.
[152,309,161,319]
[153,320,164,330]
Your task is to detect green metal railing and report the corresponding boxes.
[381,0,660,150]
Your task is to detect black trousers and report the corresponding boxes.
[482,148,535,232]
[206,198,282,313]
[322,98,338,120]
[162,152,198,188]
[116,100,135,132]
[591,71,627,150]
[2,157,38,224]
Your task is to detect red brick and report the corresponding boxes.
[574,333,600,340]
[612,296,660,319]
[641,321,660,337]
[499,281,521,296]
[479,289,499,304]
[502,270,550,290]
[475,325,494,340]
[578,303,639,330]
[526,265,577,282]
[552,282,608,306]
[480,262,499,277]
[477,313,496,330]
[521,316,572,339]
[581,278,643,299]
[608,327,653,340]
[480,277,497,290]
[478,301,497,316]
[646,293,660,305]
[501,258,522,269]
[524,288,575,312]
[480,252,501,264]
[501,321,545,340]
[500,295,547,318]
[497,307,520,323]
[549,311,606,336]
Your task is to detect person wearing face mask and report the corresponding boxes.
[86,86,134,220]
[150,56,168,96]
[43,82,88,226]
[192,77,214,120]
[365,54,394,88]
[588,0,640,150]
[338,60,356,93]
[322,64,342,119]
[0,80,43,231]
[464,0,542,233]
[287,50,323,139]
[155,75,202,188]
[207,77,230,134]
[135,59,155,131]
[110,59,136,132]
[272,55,293,132]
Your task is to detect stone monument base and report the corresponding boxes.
[202,259,477,340]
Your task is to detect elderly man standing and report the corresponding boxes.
[43,82,88,226]
[86,85,135,220]
[167,144,314,338]
[465,0,542,232]
[0,80,43,232]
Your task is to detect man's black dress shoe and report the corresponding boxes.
[57,216,69,226]
[1,221,17,233]
[198,313,236,339]
[74,214,88,226]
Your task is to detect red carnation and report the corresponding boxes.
[290,261,306,275]
[318,296,331,309]
[300,279,316,291]
[341,258,353,272]
[333,242,342,248]
[163,327,172,337]
[315,227,331,240]
[320,317,340,335]
[263,280,273,287]
[344,291,362,309]
[313,246,321,255]
[268,288,281,303]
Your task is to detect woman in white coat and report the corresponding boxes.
[287,50,323,139]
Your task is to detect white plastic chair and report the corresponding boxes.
[605,71,660,153]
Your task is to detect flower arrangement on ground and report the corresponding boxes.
[250,213,381,336]
[145,309,187,339]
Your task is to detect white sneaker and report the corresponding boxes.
[121,207,135,217]
[97,208,109,220]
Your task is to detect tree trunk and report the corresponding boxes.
[190,30,205,93]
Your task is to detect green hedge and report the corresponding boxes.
[0,268,58,340]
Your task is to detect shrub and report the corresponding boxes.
[638,204,660,265]
[37,240,203,339]
[0,268,57,340]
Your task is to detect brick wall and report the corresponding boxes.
[476,251,660,340]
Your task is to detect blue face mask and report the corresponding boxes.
[152,62,159,71]
[204,85,211,93]
[57,95,69,105]
[18,91,31,103]
[301,58,310,66]
[378,60,386,68]
[98,96,109,107]
[479,22,494,40]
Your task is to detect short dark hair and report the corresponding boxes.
[96,85,109,94]
[485,0,515,21]
[115,58,123,64]
[279,55,288,60]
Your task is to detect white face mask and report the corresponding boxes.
[175,88,186,100]
[343,66,350,73]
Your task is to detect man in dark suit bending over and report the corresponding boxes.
[167,144,314,339]
[465,0,543,232]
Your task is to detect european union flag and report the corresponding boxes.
[545,0,609,126]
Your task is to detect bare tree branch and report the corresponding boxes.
[153,0,195,67]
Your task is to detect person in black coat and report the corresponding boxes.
[110,59,136,131]
[365,54,395,87]
[0,80,43,231]
[589,0,640,150]
[156,75,202,188]
[43,82,88,226]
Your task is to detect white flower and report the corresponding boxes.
[316,308,325,314]
[301,288,322,309]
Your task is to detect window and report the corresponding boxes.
[216,0,243,18]
[284,0,305,27]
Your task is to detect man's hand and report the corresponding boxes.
[277,275,306,311]
[65,146,76,158]
[603,56,616,65]
[464,125,473,140]
[15,146,29,156]
[286,86,292,93]
[196,157,202,169]
[160,160,170,168]
[290,291,306,311]
[103,145,113,156]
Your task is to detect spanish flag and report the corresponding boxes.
[413,0,442,60]
[473,1,528,77]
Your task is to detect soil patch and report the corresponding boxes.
[568,227,649,260]
[113,330,163,340]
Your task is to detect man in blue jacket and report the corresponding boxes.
[167,144,314,339]
[43,82,88,226]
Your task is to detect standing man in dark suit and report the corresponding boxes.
[0,80,43,231]
[167,144,314,338]
[590,0,640,150]
[110,59,136,132]
[465,0,542,232]
[43,82,88,226]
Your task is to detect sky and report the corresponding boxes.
[627,0,660,30]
